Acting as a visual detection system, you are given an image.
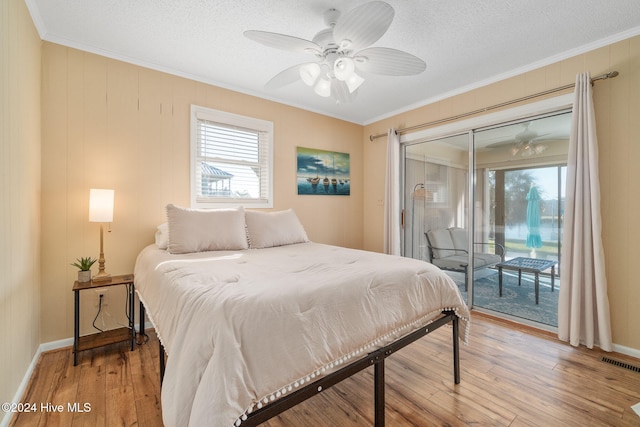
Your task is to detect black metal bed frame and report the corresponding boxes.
[139,303,460,427]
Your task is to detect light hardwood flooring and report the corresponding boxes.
[9,313,640,426]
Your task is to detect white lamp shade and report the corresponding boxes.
[334,57,355,81]
[300,63,321,86]
[345,72,364,93]
[533,144,547,154]
[314,77,332,97]
[89,189,114,222]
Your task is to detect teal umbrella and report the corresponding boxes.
[526,186,543,250]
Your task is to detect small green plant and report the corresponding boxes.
[71,257,97,271]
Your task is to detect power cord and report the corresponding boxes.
[92,294,105,332]
[91,286,150,344]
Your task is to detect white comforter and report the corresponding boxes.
[134,242,469,427]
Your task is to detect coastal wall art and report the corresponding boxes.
[296,147,350,196]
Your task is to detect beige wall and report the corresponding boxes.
[0,0,42,417]
[40,43,364,342]
[363,36,640,351]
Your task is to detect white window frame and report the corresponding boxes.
[190,105,274,209]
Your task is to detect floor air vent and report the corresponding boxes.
[601,356,640,373]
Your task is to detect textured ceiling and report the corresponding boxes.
[26,0,640,125]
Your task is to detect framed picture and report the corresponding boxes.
[296,147,350,196]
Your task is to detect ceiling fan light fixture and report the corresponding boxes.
[513,142,547,156]
[314,77,332,97]
[334,57,363,93]
[345,72,364,93]
[333,57,355,80]
[533,144,547,154]
[300,63,321,86]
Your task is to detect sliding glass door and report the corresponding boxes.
[404,134,469,263]
[403,110,571,328]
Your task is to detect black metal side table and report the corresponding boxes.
[72,274,135,365]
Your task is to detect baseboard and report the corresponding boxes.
[39,336,74,352]
[0,343,44,427]
[612,343,640,360]
[473,311,640,360]
[0,324,141,427]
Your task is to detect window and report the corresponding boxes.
[191,105,273,208]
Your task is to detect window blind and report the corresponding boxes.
[190,105,273,208]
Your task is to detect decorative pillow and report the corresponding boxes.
[245,209,309,249]
[155,223,169,249]
[166,204,248,254]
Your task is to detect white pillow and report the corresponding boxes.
[245,209,309,249]
[166,204,248,254]
[155,223,169,249]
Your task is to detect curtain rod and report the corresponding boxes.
[369,71,619,141]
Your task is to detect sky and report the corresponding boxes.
[529,166,566,200]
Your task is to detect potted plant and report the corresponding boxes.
[71,257,97,283]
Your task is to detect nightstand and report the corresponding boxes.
[72,274,135,365]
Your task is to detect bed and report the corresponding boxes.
[134,205,470,427]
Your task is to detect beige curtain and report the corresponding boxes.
[384,129,401,255]
[558,72,612,351]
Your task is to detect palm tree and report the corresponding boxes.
[505,170,536,225]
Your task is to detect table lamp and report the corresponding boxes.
[89,188,114,282]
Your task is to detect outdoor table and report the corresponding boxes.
[496,257,556,305]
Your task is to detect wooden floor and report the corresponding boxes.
[9,313,640,426]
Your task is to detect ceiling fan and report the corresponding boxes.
[244,1,426,103]
[485,122,550,156]
[510,122,548,157]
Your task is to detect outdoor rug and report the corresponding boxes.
[450,269,558,327]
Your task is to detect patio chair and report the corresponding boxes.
[425,227,505,291]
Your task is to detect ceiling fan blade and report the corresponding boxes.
[486,140,517,149]
[528,132,551,141]
[265,63,308,90]
[244,30,321,54]
[333,1,394,52]
[331,80,358,104]
[355,47,426,76]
